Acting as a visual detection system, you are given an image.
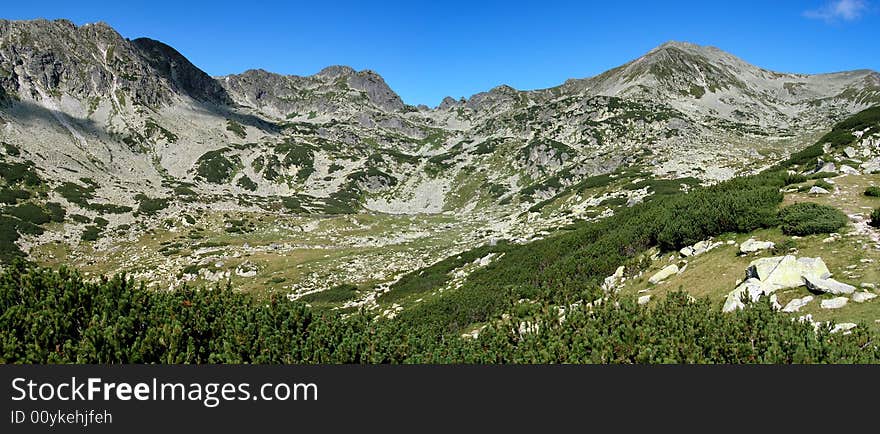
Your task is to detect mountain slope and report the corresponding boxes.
[1,19,879,298]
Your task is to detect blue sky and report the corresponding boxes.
[4,0,879,106]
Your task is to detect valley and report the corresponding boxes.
[2,18,880,363]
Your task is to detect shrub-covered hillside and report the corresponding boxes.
[1,262,878,363]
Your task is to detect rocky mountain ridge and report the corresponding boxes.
[1,18,879,266]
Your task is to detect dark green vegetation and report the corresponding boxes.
[777,105,880,169]
[55,182,132,214]
[623,177,700,198]
[3,106,879,364]
[0,159,48,260]
[4,203,51,226]
[0,187,30,205]
[2,263,877,363]
[816,106,880,149]
[865,186,880,197]
[871,208,880,228]
[395,171,786,334]
[226,119,247,139]
[194,149,242,184]
[813,179,834,191]
[0,161,41,186]
[236,175,258,191]
[378,243,510,305]
[299,284,359,304]
[134,194,169,216]
[778,203,849,236]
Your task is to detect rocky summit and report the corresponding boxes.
[1,19,879,325]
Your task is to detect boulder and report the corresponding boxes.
[820,297,848,309]
[649,264,679,284]
[679,246,695,257]
[852,291,878,303]
[809,186,830,195]
[803,276,856,295]
[722,278,766,313]
[637,295,652,305]
[781,295,814,313]
[746,256,786,281]
[830,323,857,334]
[860,157,880,173]
[843,146,857,159]
[815,161,836,173]
[765,262,803,289]
[796,257,832,280]
[770,294,782,310]
[746,256,830,287]
[839,165,860,175]
[739,238,774,254]
[602,266,626,291]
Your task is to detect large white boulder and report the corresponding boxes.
[649,264,679,284]
[637,295,652,305]
[746,256,830,291]
[739,238,774,254]
[803,276,856,295]
[820,297,848,309]
[809,186,830,195]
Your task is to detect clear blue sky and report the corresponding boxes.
[4,0,879,106]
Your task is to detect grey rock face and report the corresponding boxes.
[0,19,174,106]
[131,38,232,105]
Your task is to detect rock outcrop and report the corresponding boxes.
[724,256,837,312]
[739,238,774,254]
[649,264,679,284]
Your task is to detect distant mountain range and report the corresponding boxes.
[1,18,878,221]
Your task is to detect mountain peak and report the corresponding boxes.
[316,65,357,78]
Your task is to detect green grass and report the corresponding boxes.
[865,186,880,197]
